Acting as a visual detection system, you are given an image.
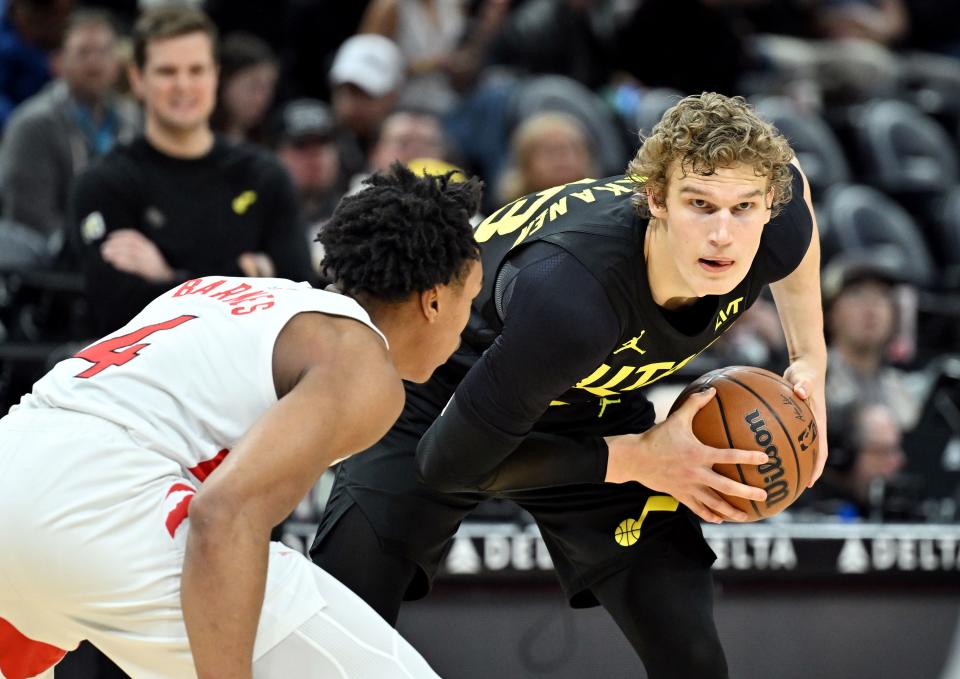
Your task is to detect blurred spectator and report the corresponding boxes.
[328,33,405,178]
[486,0,619,91]
[71,6,311,335]
[204,0,289,53]
[0,9,138,239]
[496,111,597,205]
[798,401,916,520]
[0,0,75,130]
[279,0,372,102]
[737,0,908,105]
[815,0,908,45]
[210,32,278,146]
[823,252,925,430]
[270,98,345,269]
[614,0,749,96]
[900,0,960,57]
[348,106,448,193]
[369,107,445,169]
[359,0,467,113]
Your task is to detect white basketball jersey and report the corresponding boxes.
[14,276,386,480]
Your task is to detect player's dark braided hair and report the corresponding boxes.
[319,162,481,302]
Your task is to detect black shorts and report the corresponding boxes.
[314,357,716,608]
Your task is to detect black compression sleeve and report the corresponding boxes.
[418,392,608,492]
[416,244,620,492]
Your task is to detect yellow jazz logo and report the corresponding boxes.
[614,496,680,547]
[232,190,257,215]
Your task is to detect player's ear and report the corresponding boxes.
[647,186,667,219]
[762,185,776,223]
[419,286,441,322]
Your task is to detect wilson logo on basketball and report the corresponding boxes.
[744,409,789,507]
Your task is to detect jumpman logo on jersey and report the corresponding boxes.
[613,331,647,355]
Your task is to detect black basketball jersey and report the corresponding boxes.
[463,169,813,410]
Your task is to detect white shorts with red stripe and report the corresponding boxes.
[0,408,439,679]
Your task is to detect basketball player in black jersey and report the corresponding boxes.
[311,93,828,678]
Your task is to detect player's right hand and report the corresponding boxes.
[603,387,769,523]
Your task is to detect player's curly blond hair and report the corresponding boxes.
[628,92,795,219]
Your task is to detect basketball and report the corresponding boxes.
[672,366,819,521]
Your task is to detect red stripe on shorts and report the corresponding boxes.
[0,618,67,679]
[165,482,196,498]
[188,448,230,482]
[165,492,195,538]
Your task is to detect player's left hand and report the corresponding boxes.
[783,359,828,487]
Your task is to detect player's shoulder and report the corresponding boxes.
[555,174,633,197]
[562,174,637,217]
[273,303,397,399]
[774,162,812,223]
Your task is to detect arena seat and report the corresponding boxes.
[853,98,958,195]
[752,96,851,199]
[930,185,960,288]
[818,183,936,287]
[508,75,629,176]
[633,87,684,139]
[0,220,51,270]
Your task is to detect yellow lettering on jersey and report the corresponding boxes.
[575,364,635,397]
[549,197,569,222]
[621,354,697,392]
[570,189,596,204]
[714,296,745,331]
[475,180,592,243]
[594,182,633,197]
[513,208,549,247]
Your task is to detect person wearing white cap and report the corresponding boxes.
[329,34,405,177]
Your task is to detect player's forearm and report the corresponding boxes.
[775,296,826,376]
[774,157,826,370]
[475,432,608,491]
[181,502,268,679]
[417,395,608,491]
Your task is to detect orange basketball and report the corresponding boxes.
[672,366,819,521]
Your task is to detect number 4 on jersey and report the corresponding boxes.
[73,315,197,378]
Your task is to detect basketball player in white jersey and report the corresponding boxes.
[0,163,482,679]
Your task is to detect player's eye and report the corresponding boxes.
[736,202,754,211]
[691,199,709,209]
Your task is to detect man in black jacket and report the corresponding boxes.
[71,6,311,334]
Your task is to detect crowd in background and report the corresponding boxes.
[2,0,960,532]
